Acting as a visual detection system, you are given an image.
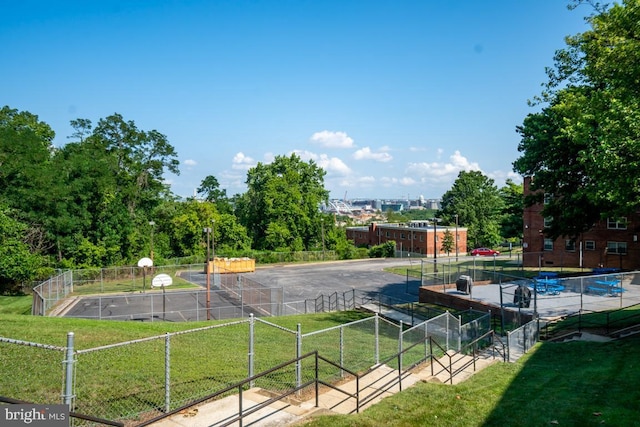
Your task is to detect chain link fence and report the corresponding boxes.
[1,311,489,425]
[32,270,73,315]
[0,338,66,405]
[506,318,540,362]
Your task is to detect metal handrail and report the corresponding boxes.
[0,396,124,427]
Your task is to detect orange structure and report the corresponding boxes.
[206,257,255,274]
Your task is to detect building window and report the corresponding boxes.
[585,240,595,250]
[565,240,575,251]
[607,241,627,255]
[400,233,406,239]
[543,217,553,228]
[386,231,390,238]
[607,217,627,230]
[419,235,423,242]
[544,193,552,204]
[544,239,553,251]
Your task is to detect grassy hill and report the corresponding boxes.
[2,295,639,426]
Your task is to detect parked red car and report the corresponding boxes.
[470,247,500,256]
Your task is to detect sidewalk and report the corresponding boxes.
[359,303,420,326]
[149,348,496,427]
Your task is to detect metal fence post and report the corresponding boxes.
[398,321,403,371]
[340,326,344,378]
[249,314,255,387]
[165,333,170,413]
[458,315,462,351]
[424,320,429,359]
[296,324,302,389]
[62,332,75,408]
[375,314,380,365]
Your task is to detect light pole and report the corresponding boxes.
[212,220,216,265]
[432,217,441,272]
[454,214,458,262]
[149,221,155,261]
[321,218,325,260]
[203,226,212,320]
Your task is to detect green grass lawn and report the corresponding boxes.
[69,274,199,296]
[2,294,639,426]
[304,336,640,427]
[386,257,586,280]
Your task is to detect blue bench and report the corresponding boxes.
[587,281,624,296]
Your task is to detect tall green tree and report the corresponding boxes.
[197,175,232,214]
[439,171,504,248]
[236,153,329,251]
[514,0,640,239]
[499,179,524,242]
[42,115,182,265]
[441,229,455,255]
[0,106,55,220]
[0,204,48,294]
[91,114,179,212]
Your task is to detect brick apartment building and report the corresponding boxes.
[346,221,468,257]
[522,177,640,270]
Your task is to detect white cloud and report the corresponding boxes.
[487,170,523,188]
[309,130,355,148]
[357,176,376,184]
[232,152,256,170]
[353,147,393,162]
[292,149,352,176]
[406,150,481,179]
[183,159,197,166]
[379,176,417,187]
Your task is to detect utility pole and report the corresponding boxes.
[454,214,458,262]
[432,217,441,272]
[204,226,212,320]
[149,221,155,261]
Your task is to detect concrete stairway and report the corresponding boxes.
[149,352,498,427]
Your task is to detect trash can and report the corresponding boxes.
[513,285,531,308]
[456,275,473,294]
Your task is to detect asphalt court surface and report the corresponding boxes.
[62,258,422,321]
[62,257,638,321]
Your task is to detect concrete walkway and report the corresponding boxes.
[149,350,496,427]
[148,305,497,426]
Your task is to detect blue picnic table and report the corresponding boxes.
[588,280,624,296]
[530,278,565,295]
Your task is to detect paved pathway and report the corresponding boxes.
[149,354,496,427]
[148,306,497,427]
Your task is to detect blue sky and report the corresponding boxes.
[1,1,591,201]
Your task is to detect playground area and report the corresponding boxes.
[444,271,640,319]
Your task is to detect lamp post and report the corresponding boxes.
[454,215,459,262]
[432,218,441,272]
[149,221,155,261]
[203,226,212,320]
[321,218,325,260]
[212,219,216,265]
